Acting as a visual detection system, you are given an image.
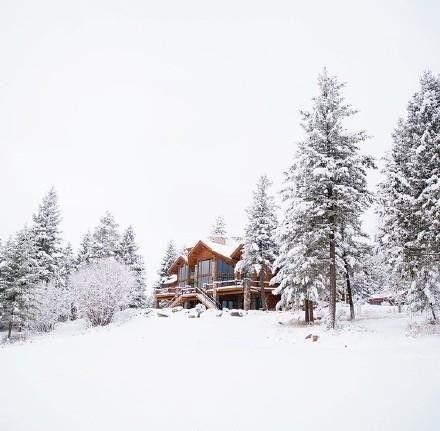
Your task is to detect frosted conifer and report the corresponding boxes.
[0,228,40,338]
[272,69,373,327]
[117,226,147,307]
[209,216,227,239]
[378,71,440,320]
[91,212,120,259]
[241,175,278,309]
[157,241,177,287]
[77,231,93,266]
[32,187,62,283]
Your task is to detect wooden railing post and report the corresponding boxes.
[213,281,218,303]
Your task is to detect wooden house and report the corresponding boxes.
[155,237,280,310]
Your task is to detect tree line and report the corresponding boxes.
[0,189,147,339]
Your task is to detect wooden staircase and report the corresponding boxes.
[165,287,222,310]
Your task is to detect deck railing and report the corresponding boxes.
[156,279,273,296]
[204,279,272,289]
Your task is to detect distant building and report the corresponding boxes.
[155,237,279,310]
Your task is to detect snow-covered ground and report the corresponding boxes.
[1,305,439,431]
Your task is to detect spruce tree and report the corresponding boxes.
[209,216,227,239]
[117,226,147,307]
[378,71,440,320]
[339,228,379,319]
[157,241,177,287]
[241,175,278,310]
[91,212,120,259]
[77,231,93,266]
[32,187,62,283]
[57,243,76,286]
[0,229,40,338]
[272,69,373,328]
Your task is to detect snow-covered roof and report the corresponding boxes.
[202,239,242,259]
[167,238,243,274]
[168,254,188,273]
[161,274,177,285]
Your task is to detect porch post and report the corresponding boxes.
[212,257,218,303]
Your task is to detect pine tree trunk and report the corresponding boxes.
[8,322,12,339]
[329,232,337,329]
[344,259,355,320]
[305,299,310,323]
[431,304,438,322]
[309,300,314,323]
[259,269,267,311]
[243,279,251,311]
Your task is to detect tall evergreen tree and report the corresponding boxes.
[339,228,379,319]
[272,69,373,328]
[0,228,40,338]
[378,71,440,321]
[117,226,146,307]
[32,187,62,283]
[241,175,278,310]
[57,243,77,286]
[157,241,177,286]
[77,231,93,266]
[209,216,227,239]
[91,212,120,259]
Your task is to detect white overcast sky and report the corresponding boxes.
[1,0,439,283]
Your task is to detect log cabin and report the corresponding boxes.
[155,237,280,310]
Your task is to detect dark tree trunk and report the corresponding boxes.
[259,269,267,311]
[8,322,13,339]
[431,305,438,322]
[305,299,310,323]
[344,258,355,320]
[309,300,314,323]
[329,231,337,329]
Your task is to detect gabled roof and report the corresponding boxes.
[168,254,188,274]
[167,238,243,273]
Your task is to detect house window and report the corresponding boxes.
[217,259,235,282]
[197,259,212,288]
[178,265,188,287]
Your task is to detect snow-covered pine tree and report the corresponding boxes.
[272,69,373,328]
[117,226,147,307]
[77,231,93,266]
[91,212,120,259]
[157,241,177,287]
[209,216,227,240]
[29,280,71,332]
[53,243,77,321]
[378,71,440,321]
[32,187,63,284]
[53,242,76,287]
[339,227,379,319]
[0,228,40,338]
[241,174,278,310]
[350,248,386,304]
[0,238,4,311]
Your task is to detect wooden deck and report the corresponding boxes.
[155,279,275,309]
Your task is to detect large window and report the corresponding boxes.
[217,259,235,282]
[197,259,213,288]
[178,265,188,287]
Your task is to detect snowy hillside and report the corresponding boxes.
[1,306,439,431]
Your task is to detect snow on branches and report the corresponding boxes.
[69,258,137,326]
